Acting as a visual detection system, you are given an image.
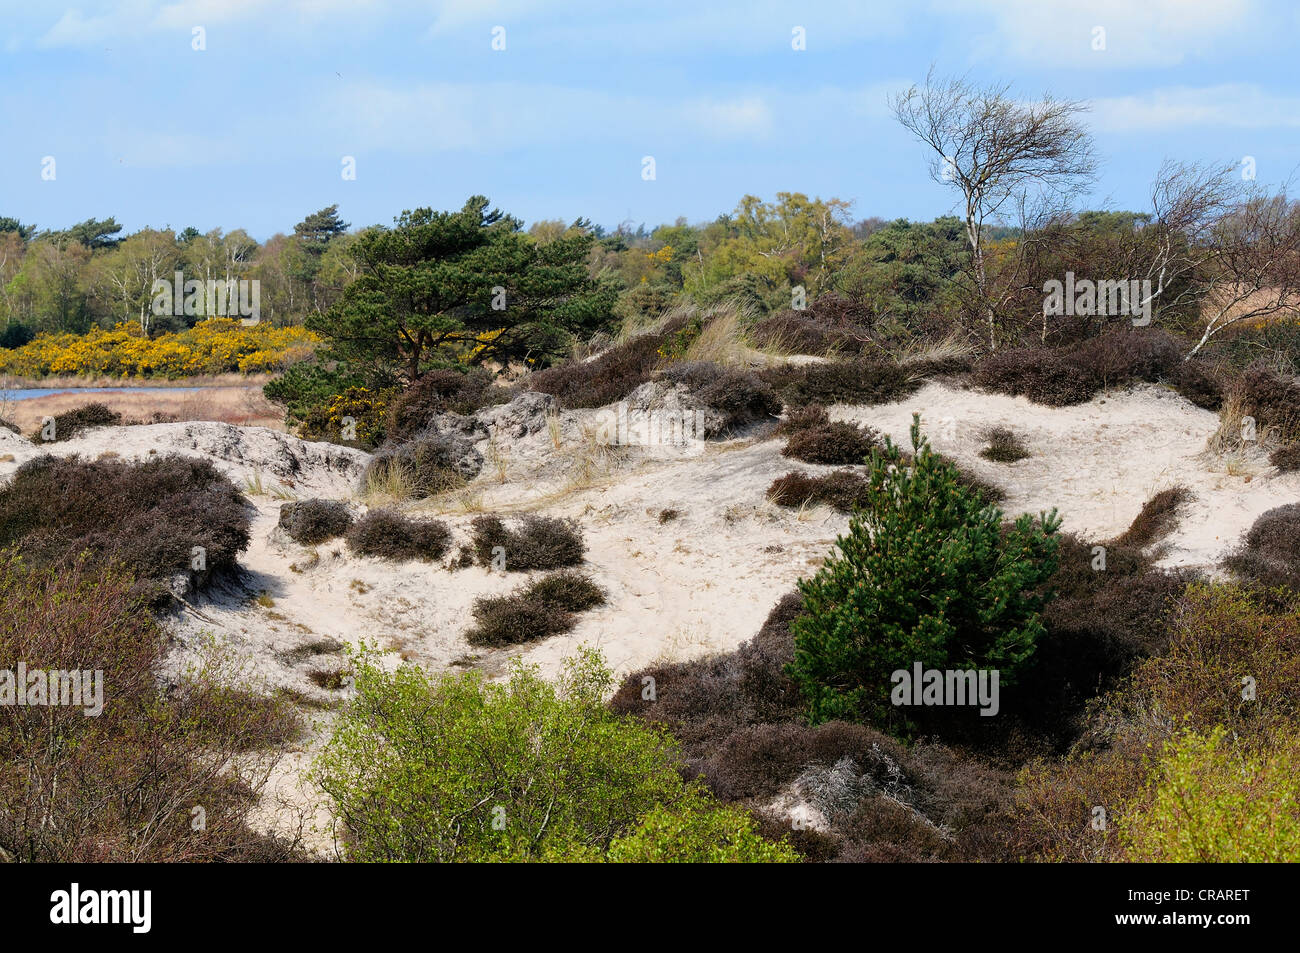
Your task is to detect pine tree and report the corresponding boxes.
[788,413,1062,727]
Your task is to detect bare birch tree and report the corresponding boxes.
[891,69,1097,349]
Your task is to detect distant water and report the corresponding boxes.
[1,385,201,402]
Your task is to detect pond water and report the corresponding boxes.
[0,386,201,403]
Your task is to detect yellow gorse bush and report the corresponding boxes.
[0,319,319,379]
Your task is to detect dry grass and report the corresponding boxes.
[3,383,282,433]
[361,459,416,504]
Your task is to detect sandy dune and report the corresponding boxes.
[3,380,1296,848]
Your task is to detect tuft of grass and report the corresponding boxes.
[978,426,1030,463]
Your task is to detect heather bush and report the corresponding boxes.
[315,648,771,862]
[1223,503,1300,590]
[1166,358,1223,410]
[660,362,781,431]
[972,347,1099,406]
[278,499,353,545]
[469,514,585,570]
[975,330,1192,408]
[759,359,919,407]
[528,320,687,408]
[1019,533,1197,750]
[778,406,880,465]
[1014,584,1300,861]
[789,415,1062,727]
[465,570,605,646]
[1230,364,1300,446]
[1271,443,1300,472]
[345,509,452,561]
[385,368,504,444]
[0,552,302,861]
[767,469,872,512]
[749,310,859,355]
[611,593,1020,862]
[1113,486,1191,549]
[0,454,251,595]
[361,435,468,500]
[31,401,122,442]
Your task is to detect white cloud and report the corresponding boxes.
[934,0,1257,68]
[1092,84,1300,131]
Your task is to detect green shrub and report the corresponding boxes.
[608,791,800,863]
[788,414,1062,727]
[314,649,693,862]
[345,509,452,561]
[1123,727,1300,862]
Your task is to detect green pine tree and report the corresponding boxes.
[788,413,1062,727]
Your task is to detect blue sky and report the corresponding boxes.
[2,0,1299,240]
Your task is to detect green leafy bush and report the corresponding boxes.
[788,414,1062,726]
[314,649,696,862]
[1122,727,1300,862]
[607,791,799,863]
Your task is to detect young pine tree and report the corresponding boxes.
[789,413,1061,727]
